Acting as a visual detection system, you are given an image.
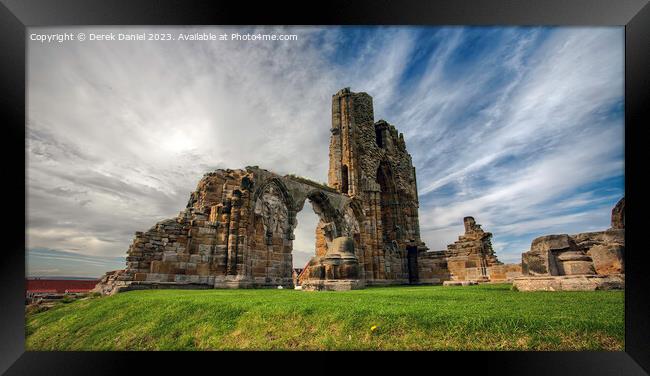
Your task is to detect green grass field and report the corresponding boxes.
[25,284,624,351]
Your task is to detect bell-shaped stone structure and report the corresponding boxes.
[301,237,365,291]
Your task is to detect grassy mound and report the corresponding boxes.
[26,284,623,351]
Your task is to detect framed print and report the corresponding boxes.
[1,0,649,374]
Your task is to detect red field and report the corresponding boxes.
[26,279,99,293]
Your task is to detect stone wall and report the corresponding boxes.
[95,166,367,293]
[445,217,500,281]
[487,263,523,282]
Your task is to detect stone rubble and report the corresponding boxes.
[513,197,624,291]
[417,217,522,284]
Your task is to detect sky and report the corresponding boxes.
[26,26,624,277]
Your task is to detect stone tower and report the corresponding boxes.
[328,88,374,196]
[327,88,427,284]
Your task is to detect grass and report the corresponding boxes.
[25,284,624,351]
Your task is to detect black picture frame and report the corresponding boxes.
[2,0,648,374]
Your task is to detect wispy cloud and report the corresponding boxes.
[403,28,623,262]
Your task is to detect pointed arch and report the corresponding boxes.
[341,164,349,195]
[377,161,401,243]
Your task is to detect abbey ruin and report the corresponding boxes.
[95,88,622,294]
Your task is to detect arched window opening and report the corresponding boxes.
[375,128,384,148]
[341,165,349,194]
[377,162,400,243]
[292,202,320,280]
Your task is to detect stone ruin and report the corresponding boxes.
[96,88,438,293]
[417,217,522,286]
[512,197,625,291]
[97,87,612,294]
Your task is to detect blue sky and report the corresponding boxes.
[27,26,624,276]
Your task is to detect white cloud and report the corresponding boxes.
[412,28,624,261]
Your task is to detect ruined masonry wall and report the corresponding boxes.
[98,87,515,293]
[417,217,521,283]
[106,166,368,292]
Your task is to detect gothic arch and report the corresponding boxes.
[252,177,294,210]
[377,160,402,242]
[341,165,349,194]
[294,189,345,236]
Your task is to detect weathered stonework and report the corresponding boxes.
[445,217,501,281]
[118,167,363,290]
[513,274,624,292]
[322,88,428,286]
[417,217,521,284]
[95,88,518,294]
[94,88,432,293]
[513,197,625,291]
[611,197,625,230]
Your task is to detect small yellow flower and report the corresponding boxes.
[370,325,378,332]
